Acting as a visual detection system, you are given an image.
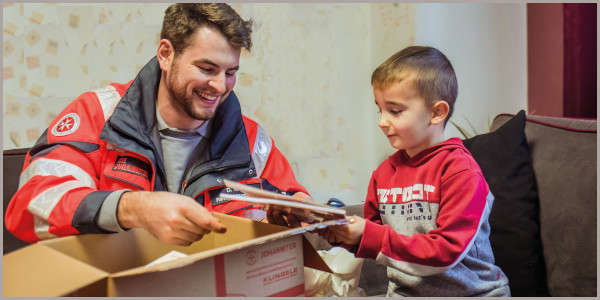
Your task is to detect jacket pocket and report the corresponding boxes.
[100,151,153,191]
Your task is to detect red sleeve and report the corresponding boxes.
[4,89,117,243]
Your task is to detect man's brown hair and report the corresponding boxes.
[161,3,253,57]
[371,46,458,125]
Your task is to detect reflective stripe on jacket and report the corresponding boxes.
[5,57,308,243]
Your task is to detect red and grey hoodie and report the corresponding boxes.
[5,57,307,244]
[357,138,510,296]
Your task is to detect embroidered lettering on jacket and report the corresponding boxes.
[112,156,151,180]
[208,183,264,206]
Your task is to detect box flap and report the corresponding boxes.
[113,214,334,276]
[301,234,333,273]
[111,213,287,277]
[41,228,169,273]
[3,243,108,297]
[40,225,216,275]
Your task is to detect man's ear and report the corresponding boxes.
[431,101,449,125]
[157,39,174,72]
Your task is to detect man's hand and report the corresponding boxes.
[265,191,310,228]
[318,215,366,245]
[266,209,301,227]
[117,191,227,246]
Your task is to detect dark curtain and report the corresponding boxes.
[563,3,597,118]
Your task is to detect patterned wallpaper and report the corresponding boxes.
[2,3,414,204]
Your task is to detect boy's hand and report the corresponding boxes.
[265,191,310,228]
[318,215,366,245]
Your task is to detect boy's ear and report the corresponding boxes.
[157,39,175,72]
[431,101,449,125]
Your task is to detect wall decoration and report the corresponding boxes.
[3,3,414,204]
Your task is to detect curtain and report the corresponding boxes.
[563,3,597,118]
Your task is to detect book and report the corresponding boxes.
[219,179,347,224]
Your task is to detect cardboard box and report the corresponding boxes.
[3,213,332,297]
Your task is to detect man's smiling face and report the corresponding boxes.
[165,25,241,123]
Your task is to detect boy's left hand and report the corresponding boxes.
[265,192,311,228]
[318,215,366,245]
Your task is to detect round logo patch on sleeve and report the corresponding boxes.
[51,113,80,136]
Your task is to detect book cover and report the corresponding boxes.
[219,179,347,224]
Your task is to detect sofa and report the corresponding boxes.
[4,112,597,297]
[3,148,32,255]
[303,111,597,297]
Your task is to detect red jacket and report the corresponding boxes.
[5,57,308,243]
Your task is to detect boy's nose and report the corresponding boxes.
[378,116,389,128]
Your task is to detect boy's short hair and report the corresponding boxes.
[371,46,458,125]
[161,3,253,57]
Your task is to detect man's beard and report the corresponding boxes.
[167,65,218,121]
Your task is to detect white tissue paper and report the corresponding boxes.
[304,246,366,297]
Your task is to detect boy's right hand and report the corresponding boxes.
[318,215,366,245]
[117,191,227,246]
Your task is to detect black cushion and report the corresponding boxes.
[462,110,549,296]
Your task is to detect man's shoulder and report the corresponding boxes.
[73,81,132,103]
[241,114,264,134]
[49,81,134,137]
[90,81,133,96]
[241,114,258,124]
[69,82,131,116]
[107,81,133,94]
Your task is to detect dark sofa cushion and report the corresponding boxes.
[3,148,31,254]
[462,110,549,296]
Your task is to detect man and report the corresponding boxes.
[5,3,309,247]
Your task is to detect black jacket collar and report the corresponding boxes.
[100,56,252,189]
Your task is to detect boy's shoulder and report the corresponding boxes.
[440,140,485,178]
[372,138,482,173]
[417,138,483,176]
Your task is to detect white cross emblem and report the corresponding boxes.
[51,113,80,136]
[57,118,74,131]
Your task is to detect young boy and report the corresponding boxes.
[320,46,511,297]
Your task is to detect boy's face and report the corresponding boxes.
[374,80,436,157]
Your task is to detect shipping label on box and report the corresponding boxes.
[107,234,305,297]
[218,235,304,296]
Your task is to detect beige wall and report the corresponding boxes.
[3,3,414,204]
[415,3,527,138]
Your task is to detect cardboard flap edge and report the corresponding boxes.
[301,234,333,273]
[3,243,109,297]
